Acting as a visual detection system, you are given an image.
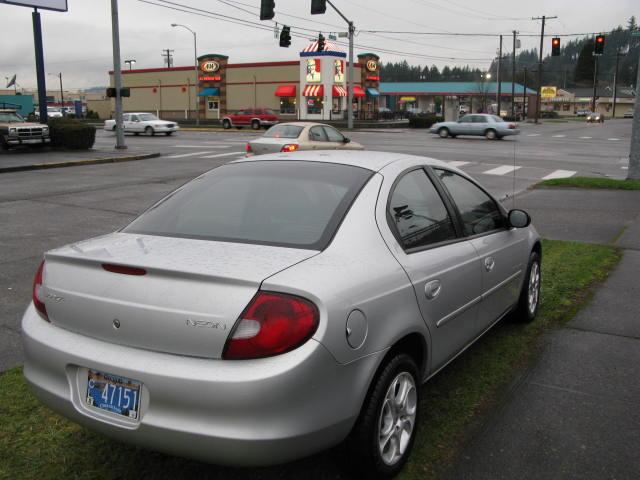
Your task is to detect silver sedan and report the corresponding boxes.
[246,122,363,155]
[22,151,541,478]
[430,114,520,140]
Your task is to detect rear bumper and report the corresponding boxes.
[22,305,379,466]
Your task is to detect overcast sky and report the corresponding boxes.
[1,0,637,90]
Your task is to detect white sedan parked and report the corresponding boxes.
[104,113,179,136]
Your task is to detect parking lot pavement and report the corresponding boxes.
[445,187,640,480]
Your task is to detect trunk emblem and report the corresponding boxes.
[113,319,121,329]
[186,318,227,330]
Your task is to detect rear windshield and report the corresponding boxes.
[263,124,304,139]
[124,161,373,250]
[490,115,504,123]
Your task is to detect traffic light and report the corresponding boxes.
[594,34,605,54]
[260,0,275,20]
[311,0,326,14]
[279,25,291,48]
[551,37,560,56]
[317,33,325,51]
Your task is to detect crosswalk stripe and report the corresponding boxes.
[482,165,521,176]
[552,134,566,138]
[542,169,577,180]
[446,161,470,168]
[607,138,620,141]
[200,152,245,159]
[171,145,232,149]
[527,134,540,136]
[165,151,214,158]
[579,136,592,139]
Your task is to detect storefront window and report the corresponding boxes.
[307,96,323,115]
[332,97,342,114]
[280,97,296,114]
[207,99,219,111]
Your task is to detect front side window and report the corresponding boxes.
[388,169,456,250]
[434,169,505,236]
[130,115,139,122]
[323,126,345,142]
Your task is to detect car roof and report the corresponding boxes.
[269,121,330,128]
[234,150,449,172]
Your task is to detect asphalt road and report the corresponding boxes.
[0,118,633,373]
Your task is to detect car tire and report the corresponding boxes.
[438,127,449,138]
[347,353,420,479]
[485,129,497,140]
[222,119,231,129]
[112,125,117,132]
[511,250,541,323]
[165,132,172,136]
[450,134,457,138]
[133,132,139,136]
[145,126,154,136]
[251,120,261,130]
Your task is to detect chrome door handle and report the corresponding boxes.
[425,280,442,300]
[484,257,495,272]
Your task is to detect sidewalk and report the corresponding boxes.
[446,187,640,480]
[0,146,159,173]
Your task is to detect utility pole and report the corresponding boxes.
[511,30,517,119]
[110,0,126,149]
[628,32,640,180]
[532,15,557,123]
[162,49,174,68]
[32,8,47,124]
[591,54,599,112]
[497,34,502,115]
[523,67,528,118]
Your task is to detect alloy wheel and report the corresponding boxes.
[528,261,540,315]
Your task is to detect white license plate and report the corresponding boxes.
[86,370,141,419]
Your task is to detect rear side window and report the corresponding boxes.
[323,126,345,142]
[434,169,505,236]
[309,126,328,141]
[388,169,457,250]
[124,161,373,250]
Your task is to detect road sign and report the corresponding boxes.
[0,0,67,11]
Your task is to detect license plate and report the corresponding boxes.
[86,370,141,419]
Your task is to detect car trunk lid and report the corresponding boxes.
[249,138,297,155]
[43,233,317,359]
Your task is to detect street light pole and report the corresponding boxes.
[326,0,355,129]
[124,59,136,70]
[48,73,64,113]
[171,24,199,125]
[110,0,126,149]
[627,32,640,180]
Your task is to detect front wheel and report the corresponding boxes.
[222,119,231,129]
[165,132,173,136]
[485,129,497,140]
[347,353,420,479]
[438,127,449,138]
[512,251,541,323]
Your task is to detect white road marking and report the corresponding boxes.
[608,138,620,141]
[579,136,592,139]
[171,145,232,149]
[446,161,470,168]
[622,166,629,170]
[200,152,245,159]
[483,165,521,176]
[552,134,566,138]
[542,169,577,180]
[165,151,214,158]
[527,133,540,136]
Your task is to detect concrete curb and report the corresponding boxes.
[0,152,161,174]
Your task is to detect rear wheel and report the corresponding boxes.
[347,353,420,479]
[438,127,449,138]
[222,119,231,129]
[145,126,155,136]
[165,132,173,136]
[251,120,261,130]
[485,129,497,140]
[512,251,541,323]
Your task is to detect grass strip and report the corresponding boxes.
[0,240,620,480]
[537,176,640,190]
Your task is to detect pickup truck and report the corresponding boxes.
[222,108,279,130]
[0,108,50,150]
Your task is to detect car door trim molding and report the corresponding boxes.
[481,269,522,300]
[436,295,482,328]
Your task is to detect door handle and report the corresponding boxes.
[425,280,442,300]
[484,256,495,272]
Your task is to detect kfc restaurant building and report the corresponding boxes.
[108,42,381,121]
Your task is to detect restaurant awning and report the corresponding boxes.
[353,85,366,98]
[303,84,324,97]
[332,85,347,97]
[274,85,296,97]
[197,87,219,97]
[366,88,380,97]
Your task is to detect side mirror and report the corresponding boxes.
[343,137,351,143]
[508,209,531,228]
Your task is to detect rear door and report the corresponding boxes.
[471,115,488,135]
[433,168,526,332]
[382,167,482,371]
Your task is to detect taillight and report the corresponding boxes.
[102,263,147,276]
[245,142,253,154]
[223,291,319,360]
[32,260,49,321]
[281,144,299,153]
[508,123,517,129]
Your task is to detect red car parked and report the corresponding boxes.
[222,108,279,130]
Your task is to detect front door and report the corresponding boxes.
[433,168,526,332]
[206,98,220,120]
[455,114,474,135]
[384,168,482,371]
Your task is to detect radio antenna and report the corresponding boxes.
[512,142,517,209]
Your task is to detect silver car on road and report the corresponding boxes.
[23,151,541,478]
[430,114,520,140]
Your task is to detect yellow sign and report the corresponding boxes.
[201,60,220,73]
[400,96,416,102]
[541,86,557,99]
[366,60,378,72]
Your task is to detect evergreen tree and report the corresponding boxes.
[574,38,595,84]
